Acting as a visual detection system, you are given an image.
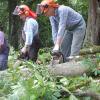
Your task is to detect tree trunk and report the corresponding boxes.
[8,0,21,50]
[84,1,92,46]
[86,0,100,45]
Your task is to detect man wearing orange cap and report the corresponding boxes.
[36,0,86,62]
[13,5,41,62]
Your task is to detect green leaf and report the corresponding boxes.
[69,95,78,100]
[51,95,58,100]
[94,70,98,76]
[60,77,69,86]
[54,91,61,98]
[35,72,43,81]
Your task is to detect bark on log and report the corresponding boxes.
[48,61,91,76]
[74,90,100,100]
[60,89,100,100]
[80,46,100,55]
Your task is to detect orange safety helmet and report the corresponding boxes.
[36,0,59,14]
[13,5,37,19]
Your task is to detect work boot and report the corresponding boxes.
[66,55,81,62]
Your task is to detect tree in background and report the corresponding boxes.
[86,0,100,46]
[8,0,21,50]
[0,0,8,36]
[1,0,100,49]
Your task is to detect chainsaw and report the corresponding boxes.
[17,52,29,60]
[50,51,64,66]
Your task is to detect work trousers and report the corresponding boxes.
[60,18,86,61]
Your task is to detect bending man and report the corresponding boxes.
[36,0,86,61]
[13,5,41,62]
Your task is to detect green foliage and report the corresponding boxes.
[68,0,88,21]
[3,47,98,100]
[37,16,53,47]
[38,48,52,64]
[69,95,78,100]
[91,54,100,76]
[0,1,9,34]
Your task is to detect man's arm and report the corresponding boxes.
[49,17,58,44]
[54,7,68,50]
[21,19,38,54]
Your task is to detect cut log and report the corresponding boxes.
[60,89,100,100]
[48,62,88,76]
[74,90,100,100]
[80,46,100,55]
[48,59,98,76]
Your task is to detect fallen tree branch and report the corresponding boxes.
[60,89,100,100]
[80,46,100,55]
[74,90,100,100]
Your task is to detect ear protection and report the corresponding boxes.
[24,10,29,16]
[19,7,29,16]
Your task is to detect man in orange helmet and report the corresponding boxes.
[13,5,41,62]
[36,0,86,62]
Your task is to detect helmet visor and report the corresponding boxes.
[13,6,20,15]
[36,4,49,15]
[13,6,24,15]
[36,4,42,15]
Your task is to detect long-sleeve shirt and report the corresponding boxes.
[0,31,4,45]
[23,17,38,46]
[0,31,9,54]
[49,5,83,42]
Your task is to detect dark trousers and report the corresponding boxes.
[0,48,9,71]
[21,34,41,62]
[29,35,41,62]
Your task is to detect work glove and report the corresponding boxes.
[50,50,64,65]
[21,45,30,54]
[51,50,61,56]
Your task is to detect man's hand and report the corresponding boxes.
[21,45,30,54]
[21,47,27,54]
